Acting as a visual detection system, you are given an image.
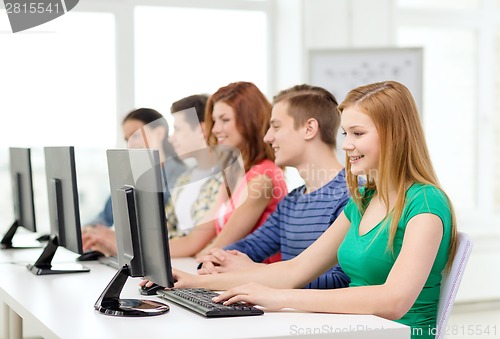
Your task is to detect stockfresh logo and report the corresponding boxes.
[3,0,79,33]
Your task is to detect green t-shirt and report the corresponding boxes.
[338,183,452,339]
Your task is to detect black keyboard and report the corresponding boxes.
[157,288,263,318]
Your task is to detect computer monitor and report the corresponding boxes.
[1,147,43,249]
[94,149,172,317]
[27,146,90,275]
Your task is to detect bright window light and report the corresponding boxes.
[0,11,116,230]
[134,6,268,122]
[0,11,117,148]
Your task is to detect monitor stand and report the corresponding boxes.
[94,265,169,317]
[26,235,90,275]
[1,220,44,249]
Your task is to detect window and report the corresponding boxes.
[0,11,116,228]
[0,1,271,231]
[134,6,268,123]
[0,12,116,148]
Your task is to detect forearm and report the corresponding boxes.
[209,175,273,251]
[197,259,304,291]
[225,241,261,262]
[304,265,350,289]
[279,284,405,320]
[170,226,215,257]
[207,227,247,252]
[210,203,267,251]
[225,228,280,263]
[169,237,198,257]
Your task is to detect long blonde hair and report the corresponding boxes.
[338,81,457,271]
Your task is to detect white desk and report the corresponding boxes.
[0,247,410,339]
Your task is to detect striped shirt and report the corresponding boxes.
[225,169,350,289]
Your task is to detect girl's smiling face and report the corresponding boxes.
[341,106,381,179]
[211,101,244,149]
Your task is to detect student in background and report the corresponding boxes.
[168,81,288,258]
[195,84,350,290]
[171,81,457,339]
[165,94,223,238]
[82,108,186,255]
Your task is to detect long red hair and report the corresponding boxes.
[205,81,274,172]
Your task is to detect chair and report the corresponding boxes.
[435,232,473,339]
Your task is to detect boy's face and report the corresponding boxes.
[264,101,305,168]
[169,112,207,159]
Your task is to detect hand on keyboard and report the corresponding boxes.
[157,288,263,317]
[196,249,259,275]
[213,282,285,311]
[170,268,199,288]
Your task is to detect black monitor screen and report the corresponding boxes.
[107,149,174,288]
[1,148,40,249]
[93,149,172,317]
[27,146,89,275]
[44,146,83,254]
[9,147,37,232]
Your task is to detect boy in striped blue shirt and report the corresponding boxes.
[197,84,350,289]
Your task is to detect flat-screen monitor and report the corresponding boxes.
[94,149,172,317]
[1,147,43,249]
[27,146,89,275]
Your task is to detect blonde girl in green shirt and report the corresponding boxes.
[173,81,458,339]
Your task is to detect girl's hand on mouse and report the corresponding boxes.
[139,278,155,288]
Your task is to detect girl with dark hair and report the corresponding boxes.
[81,108,186,255]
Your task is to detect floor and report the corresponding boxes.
[444,301,500,339]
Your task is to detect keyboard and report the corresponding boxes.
[157,288,264,318]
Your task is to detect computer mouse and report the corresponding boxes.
[140,283,164,296]
[77,250,105,261]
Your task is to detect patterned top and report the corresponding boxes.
[165,167,222,238]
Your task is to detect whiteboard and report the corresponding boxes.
[308,47,423,164]
[308,47,423,111]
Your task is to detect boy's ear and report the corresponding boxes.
[304,118,319,141]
